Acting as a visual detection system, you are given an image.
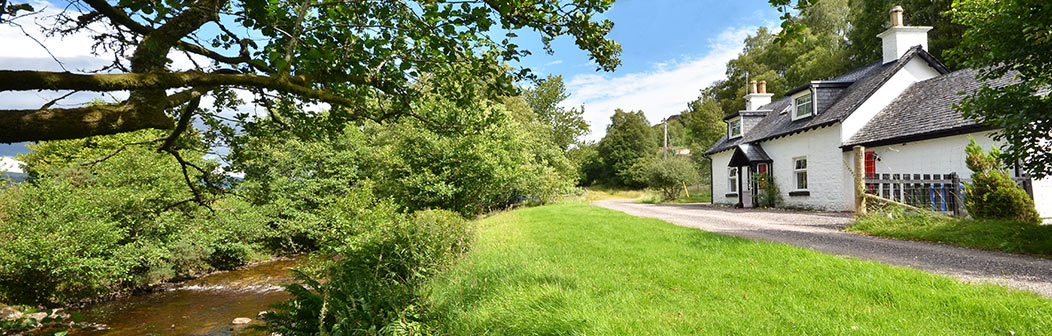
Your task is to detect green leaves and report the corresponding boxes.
[950,0,1052,179]
[962,137,1040,223]
[596,109,658,188]
[522,75,590,151]
[644,156,701,200]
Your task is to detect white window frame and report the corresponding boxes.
[728,167,738,194]
[793,157,808,191]
[728,117,742,139]
[791,90,814,120]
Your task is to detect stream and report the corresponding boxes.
[62,256,304,336]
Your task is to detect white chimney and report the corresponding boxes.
[877,5,932,64]
[744,80,773,110]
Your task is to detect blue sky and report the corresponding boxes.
[511,0,781,141]
[0,1,782,158]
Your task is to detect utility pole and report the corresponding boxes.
[663,119,668,159]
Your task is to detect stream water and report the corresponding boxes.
[63,257,303,336]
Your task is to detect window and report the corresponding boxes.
[793,91,813,120]
[728,167,738,193]
[793,157,808,190]
[728,117,742,138]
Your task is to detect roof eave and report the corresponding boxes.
[840,125,999,151]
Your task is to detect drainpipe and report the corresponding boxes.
[709,156,714,204]
[737,166,744,208]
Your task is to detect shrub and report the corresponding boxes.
[644,156,700,200]
[963,138,1039,223]
[369,98,576,217]
[262,209,473,335]
[752,173,782,208]
[0,171,138,305]
[0,133,273,306]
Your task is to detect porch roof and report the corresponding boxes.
[728,144,772,167]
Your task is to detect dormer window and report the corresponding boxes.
[728,117,742,138]
[792,90,814,120]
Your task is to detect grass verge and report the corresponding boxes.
[425,203,1052,335]
[640,189,712,204]
[849,208,1052,258]
[582,185,655,201]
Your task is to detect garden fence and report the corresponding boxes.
[863,173,1034,217]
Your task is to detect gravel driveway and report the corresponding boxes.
[593,199,1052,297]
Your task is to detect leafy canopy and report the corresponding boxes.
[596,109,657,187]
[522,75,590,150]
[949,0,1052,179]
[0,0,621,144]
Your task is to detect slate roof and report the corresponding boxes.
[705,46,949,155]
[728,143,773,166]
[844,68,1012,147]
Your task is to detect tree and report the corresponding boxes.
[704,0,851,116]
[681,97,727,150]
[567,142,602,185]
[949,0,1052,179]
[596,109,657,187]
[522,75,590,150]
[645,156,700,200]
[680,96,726,183]
[369,97,576,217]
[0,0,621,145]
[846,0,963,69]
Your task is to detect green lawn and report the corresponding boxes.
[425,203,1052,335]
[850,210,1052,258]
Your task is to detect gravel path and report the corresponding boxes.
[593,199,1052,297]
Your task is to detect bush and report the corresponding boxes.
[0,133,273,306]
[963,138,1039,223]
[262,209,473,335]
[644,156,700,200]
[0,178,136,305]
[369,98,576,217]
[752,173,781,208]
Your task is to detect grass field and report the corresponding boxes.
[850,209,1052,258]
[425,203,1052,335]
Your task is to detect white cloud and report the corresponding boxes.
[565,26,755,142]
[545,59,564,66]
[0,157,24,173]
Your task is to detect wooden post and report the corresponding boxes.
[853,146,866,216]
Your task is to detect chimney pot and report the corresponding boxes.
[749,80,757,94]
[758,80,767,94]
[890,5,904,27]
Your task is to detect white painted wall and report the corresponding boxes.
[760,125,853,211]
[710,151,736,206]
[863,131,1052,219]
[864,132,999,177]
[841,57,942,143]
[1034,178,1052,222]
[878,27,932,64]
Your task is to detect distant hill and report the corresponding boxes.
[1,172,27,184]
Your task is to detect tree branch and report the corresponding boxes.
[0,103,173,143]
[0,70,399,114]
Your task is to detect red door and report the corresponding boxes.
[865,151,876,194]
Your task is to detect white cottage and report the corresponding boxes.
[704,6,1052,218]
